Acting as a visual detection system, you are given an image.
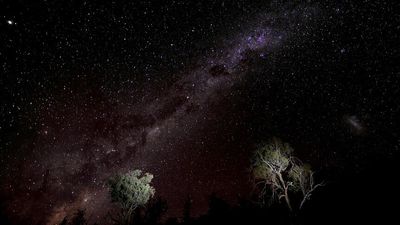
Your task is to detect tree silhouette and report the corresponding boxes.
[143,197,168,224]
[70,210,87,225]
[182,195,192,223]
[207,193,229,216]
[59,217,68,225]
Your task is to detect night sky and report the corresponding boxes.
[0,1,399,224]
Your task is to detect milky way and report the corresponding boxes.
[0,4,325,224]
[3,0,400,224]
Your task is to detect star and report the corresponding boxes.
[0,1,397,224]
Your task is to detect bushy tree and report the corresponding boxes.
[252,137,324,211]
[108,169,155,224]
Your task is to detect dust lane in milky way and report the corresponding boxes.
[1,4,321,224]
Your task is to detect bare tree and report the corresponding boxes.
[252,137,324,211]
[289,164,325,209]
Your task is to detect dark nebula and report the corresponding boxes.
[0,1,399,224]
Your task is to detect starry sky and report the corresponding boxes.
[0,1,399,224]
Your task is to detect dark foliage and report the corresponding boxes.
[55,160,400,225]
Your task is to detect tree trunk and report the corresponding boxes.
[299,195,308,210]
[277,173,293,212]
[125,205,136,225]
[284,188,293,212]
